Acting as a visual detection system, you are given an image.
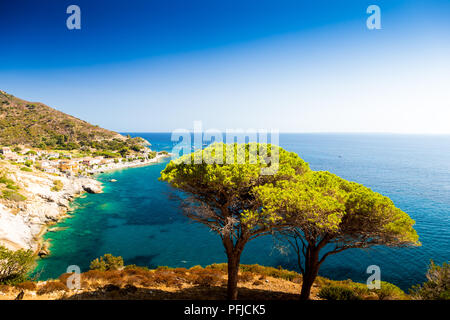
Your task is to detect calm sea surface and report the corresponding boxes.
[36,133,450,290]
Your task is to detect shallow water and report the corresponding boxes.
[36,133,450,291]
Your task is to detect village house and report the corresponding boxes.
[38,160,52,169]
[16,156,26,164]
[82,157,102,166]
[100,158,114,165]
[47,153,60,159]
[23,154,37,162]
[4,152,20,161]
[43,167,59,174]
[59,160,78,174]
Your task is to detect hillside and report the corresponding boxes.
[0,90,125,149]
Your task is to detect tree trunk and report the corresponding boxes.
[299,246,320,300]
[227,252,241,300]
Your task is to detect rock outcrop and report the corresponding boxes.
[0,162,102,252]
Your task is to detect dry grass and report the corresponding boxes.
[37,281,68,295]
[0,264,407,300]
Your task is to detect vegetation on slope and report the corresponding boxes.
[0,90,146,152]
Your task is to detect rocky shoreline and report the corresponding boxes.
[87,153,170,174]
[0,164,102,255]
[0,153,172,256]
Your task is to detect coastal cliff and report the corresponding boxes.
[0,160,102,253]
[0,153,171,255]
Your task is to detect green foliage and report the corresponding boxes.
[130,145,142,152]
[20,166,32,172]
[255,169,419,300]
[92,150,120,158]
[0,245,35,284]
[124,264,150,271]
[0,91,147,152]
[90,254,124,271]
[51,180,63,192]
[318,285,362,300]
[24,160,33,167]
[119,147,129,157]
[6,183,18,190]
[161,142,310,231]
[161,143,419,300]
[0,172,15,185]
[255,170,419,246]
[160,143,311,299]
[410,261,449,300]
[2,190,27,201]
[372,281,407,300]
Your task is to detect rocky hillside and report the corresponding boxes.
[0,160,102,252]
[0,90,125,148]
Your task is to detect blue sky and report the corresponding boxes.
[0,0,449,133]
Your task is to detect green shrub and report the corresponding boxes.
[0,174,14,185]
[372,281,406,300]
[24,160,33,167]
[410,261,449,300]
[2,190,27,201]
[51,180,63,192]
[20,167,32,172]
[318,285,362,300]
[0,246,35,285]
[124,264,150,272]
[6,183,18,190]
[90,254,124,271]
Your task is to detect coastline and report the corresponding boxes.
[0,153,172,258]
[88,153,171,175]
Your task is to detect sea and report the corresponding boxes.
[35,133,450,291]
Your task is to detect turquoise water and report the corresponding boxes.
[36,133,450,291]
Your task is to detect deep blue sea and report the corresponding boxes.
[36,133,450,291]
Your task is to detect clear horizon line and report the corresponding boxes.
[119,131,450,135]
